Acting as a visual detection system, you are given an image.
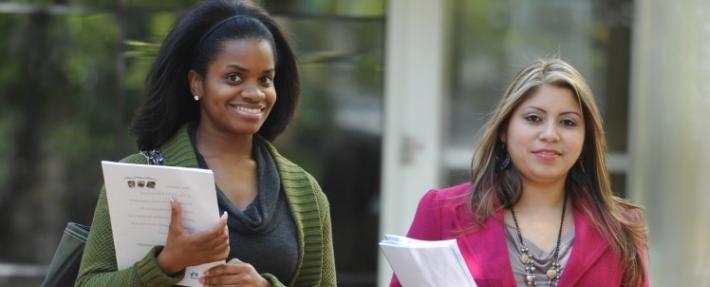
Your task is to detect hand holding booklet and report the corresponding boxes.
[101,161,223,287]
[379,234,477,287]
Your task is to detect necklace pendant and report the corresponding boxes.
[521,253,530,264]
[525,274,535,285]
[546,268,557,279]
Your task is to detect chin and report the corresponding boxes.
[224,126,261,137]
[526,169,568,183]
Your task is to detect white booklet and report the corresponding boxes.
[379,234,477,287]
[101,161,224,287]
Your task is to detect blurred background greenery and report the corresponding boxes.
[0,0,385,286]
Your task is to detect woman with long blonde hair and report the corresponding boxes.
[391,58,648,286]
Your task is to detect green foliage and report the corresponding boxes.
[124,40,160,59]
[262,0,385,17]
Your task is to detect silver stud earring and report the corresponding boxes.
[193,95,199,101]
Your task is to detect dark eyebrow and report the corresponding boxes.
[559,111,582,118]
[525,106,547,114]
[226,64,275,75]
[524,105,581,117]
[226,64,249,72]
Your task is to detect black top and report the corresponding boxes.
[189,126,298,284]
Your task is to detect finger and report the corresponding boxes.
[212,261,252,275]
[205,263,238,276]
[207,240,230,262]
[186,231,228,262]
[202,212,229,239]
[198,226,229,253]
[229,261,253,274]
[168,198,183,232]
[216,238,230,254]
[203,273,244,286]
[227,258,242,264]
[194,213,229,242]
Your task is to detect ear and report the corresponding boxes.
[499,130,507,144]
[188,70,204,99]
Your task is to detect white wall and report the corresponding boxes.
[378,0,451,286]
[629,0,710,285]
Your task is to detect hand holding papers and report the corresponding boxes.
[379,234,477,287]
[101,161,224,287]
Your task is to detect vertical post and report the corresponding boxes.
[629,0,710,285]
[114,0,126,156]
[378,0,450,286]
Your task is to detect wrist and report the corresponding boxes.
[157,249,182,275]
[259,275,271,287]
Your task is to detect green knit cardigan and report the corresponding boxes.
[75,127,336,286]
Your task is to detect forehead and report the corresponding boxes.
[210,38,275,69]
[517,84,581,113]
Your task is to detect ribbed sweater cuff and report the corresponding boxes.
[262,273,285,287]
[135,246,184,286]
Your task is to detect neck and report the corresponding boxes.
[514,176,567,212]
[195,122,253,159]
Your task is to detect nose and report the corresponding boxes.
[539,121,560,142]
[241,83,265,102]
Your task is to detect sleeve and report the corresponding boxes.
[389,189,443,287]
[75,154,183,287]
[262,273,285,287]
[260,175,336,287]
[618,202,649,287]
[313,175,337,286]
[74,188,183,286]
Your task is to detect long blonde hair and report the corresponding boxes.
[469,58,647,286]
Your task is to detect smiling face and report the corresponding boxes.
[189,38,276,138]
[502,84,585,185]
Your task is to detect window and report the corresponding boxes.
[445,0,633,197]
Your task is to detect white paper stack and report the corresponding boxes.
[102,161,223,287]
[379,234,477,287]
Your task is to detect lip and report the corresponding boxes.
[531,149,562,160]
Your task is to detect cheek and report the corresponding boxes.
[266,90,277,107]
[269,94,277,105]
[568,131,585,156]
[506,122,535,146]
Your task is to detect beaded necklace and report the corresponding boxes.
[510,191,568,287]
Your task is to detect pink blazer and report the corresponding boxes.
[390,183,648,287]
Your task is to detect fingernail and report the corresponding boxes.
[221,211,228,220]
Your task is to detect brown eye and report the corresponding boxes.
[227,74,242,83]
[525,114,542,123]
[259,75,273,87]
[561,119,577,127]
